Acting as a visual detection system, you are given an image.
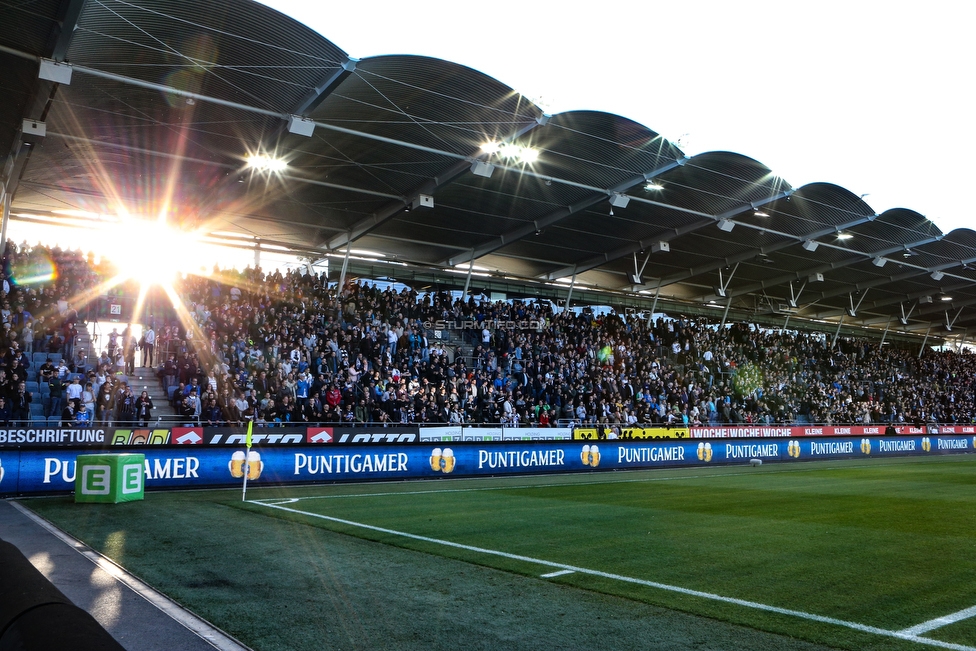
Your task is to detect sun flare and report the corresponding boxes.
[101,218,208,288]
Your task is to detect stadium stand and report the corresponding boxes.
[0,241,970,429]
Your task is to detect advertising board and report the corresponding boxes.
[2,435,972,496]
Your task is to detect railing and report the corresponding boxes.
[56,415,958,429]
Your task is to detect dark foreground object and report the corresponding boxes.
[0,538,125,651]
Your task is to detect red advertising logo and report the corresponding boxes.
[307,427,334,444]
[172,427,204,445]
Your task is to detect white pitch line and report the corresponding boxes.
[11,501,251,651]
[900,604,976,636]
[248,466,836,504]
[249,457,940,505]
[541,569,575,578]
[253,500,976,651]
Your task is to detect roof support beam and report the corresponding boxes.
[447,158,686,268]
[700,233,942,301]
[328,116,549,251]
[49,0,89,61]
[806,252,976,320]
[627,194,858,291]
[0,0,86,200]
[546,188,792,282]
[294,58,359,115]
[44,131,401,200]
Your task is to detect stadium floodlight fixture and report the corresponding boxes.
[470,160,495,178]
[518,147,539,163]
[609,193,630,208]
[753,210,769,217]
[644,181,664,191]
[940,294,953,301]
[499,143,521,159]
[488,143,539,164]
[837,232,853,240]
[245,154,287,173]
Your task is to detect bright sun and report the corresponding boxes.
[101,218,208,288]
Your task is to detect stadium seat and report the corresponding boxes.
[32,353,47,367]
[25,381,39,395]
[39,384,50,397]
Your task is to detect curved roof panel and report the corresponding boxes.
[1,0,975,339]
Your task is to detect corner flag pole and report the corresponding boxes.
[242,420,253,502]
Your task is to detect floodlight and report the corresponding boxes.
[609,193,630,208]
[39,59,72,84]
[287,116,315,137]
[470,161,495,178]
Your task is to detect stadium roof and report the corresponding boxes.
[3,0,976,343]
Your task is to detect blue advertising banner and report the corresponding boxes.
[1,435,972,495]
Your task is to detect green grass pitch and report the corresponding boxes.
[19,454,976,651]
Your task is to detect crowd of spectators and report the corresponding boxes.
[158,262,976,430]
[0,240,973,429]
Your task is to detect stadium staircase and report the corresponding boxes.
[129,365,179,424]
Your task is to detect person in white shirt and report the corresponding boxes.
[142,327,156,367]
[66,376,83,402]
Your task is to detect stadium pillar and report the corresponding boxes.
[879,316,892,347]
[918,324,931,357]
[959,328,968,353]
[564,272,577,308]
[337,241,351,295]
[647,285,660,326]
[831,315,845,349]
[0,186,9,259]
[720,295,732,329]
[253,238,260,268]
[462,253,474,297]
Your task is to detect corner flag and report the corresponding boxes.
[242,420,254,501]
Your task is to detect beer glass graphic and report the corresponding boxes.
[442,448,456,473]
[229,451,246,478]
[430,448,443,471]
[246,450,263,480]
